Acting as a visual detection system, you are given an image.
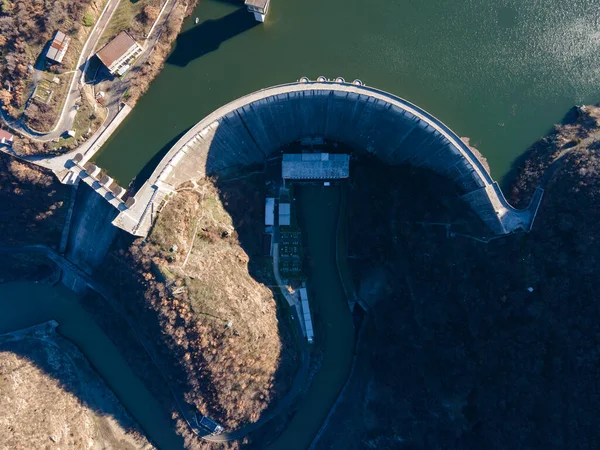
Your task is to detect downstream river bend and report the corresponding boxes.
[0,282,185,450]
[268,184,355,450]
[3,184,355,450]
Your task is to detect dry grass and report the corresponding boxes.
[0,325,152,450]
[145,180,284,427]
[99,0,163,46]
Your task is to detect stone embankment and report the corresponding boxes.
[116,79,542,237]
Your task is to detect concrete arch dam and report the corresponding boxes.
[114,80,542,236]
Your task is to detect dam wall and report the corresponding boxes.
[63,183,119,292]
[114,80,542,236]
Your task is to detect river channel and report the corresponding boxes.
[0,282,185,450]
[9,0,600,447]
[94,0,600,184]
[1,184,355,450]
[268,184,355,450]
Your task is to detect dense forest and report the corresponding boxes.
[0,153,69,246]
[317,106,600,449]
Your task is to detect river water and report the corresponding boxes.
[10,1,600,448]
[2,184,355,450]
[268,184,355,450]
[94,0,600,183]
[0,282,184,450]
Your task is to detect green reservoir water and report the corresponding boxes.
[94,0,600,183]
[0,282,184,450]
[268,184,355,450]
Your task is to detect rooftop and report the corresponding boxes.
[282,153,350,179]
[279,202,291,226]
[265,197,275,226]
[0,129,14,141]
[96,31,139,68]
[46,31,71,64]
[245,0,269,7]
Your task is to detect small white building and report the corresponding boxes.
[299,287,314,344]
[279,203,291,226]
[265,197,275,226]
[96,31,143,76]
[0,129,14,146]
[245,0,270,22]
[46,31,71,65]
[282,153,350,180]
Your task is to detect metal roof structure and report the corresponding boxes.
[0,129,14,145]
[299,288,314,343]
[279,203,291,226]
[265,197,275,226]
[46,31,70,64]
[96,31,140,71]
[245,0,269,8]
[282,153,350,179]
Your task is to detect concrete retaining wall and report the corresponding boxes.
[115,80,541,236]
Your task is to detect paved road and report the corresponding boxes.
[0,0,121,142]
[0,0,180,175]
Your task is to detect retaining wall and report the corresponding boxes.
[115,80,541,236]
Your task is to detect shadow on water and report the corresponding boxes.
[130,127,191,193]
[209,171,304,442]
[167,8,259,67]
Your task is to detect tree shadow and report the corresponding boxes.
[210,171,307,441]
[0,330,151,442]
[167,8,259,67]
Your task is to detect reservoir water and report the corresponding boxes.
[9,1,600,447]
[3,185,355,450]
[94,0,600,184]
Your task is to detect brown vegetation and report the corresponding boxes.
[96,176,296,445]
[0,325,152,449]
[510,105,600,207]
[119,0,193,106]
[0,0,96,124]
[0,154,69,247]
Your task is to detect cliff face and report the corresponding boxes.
[316,126,600,449]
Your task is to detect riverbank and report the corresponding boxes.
[0,282,184,449]
[92,173,299,447]
[264,184,355,450]
[0,320,153,449]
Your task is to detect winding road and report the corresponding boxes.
[1,0,183,177]
[1,0,121,143]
